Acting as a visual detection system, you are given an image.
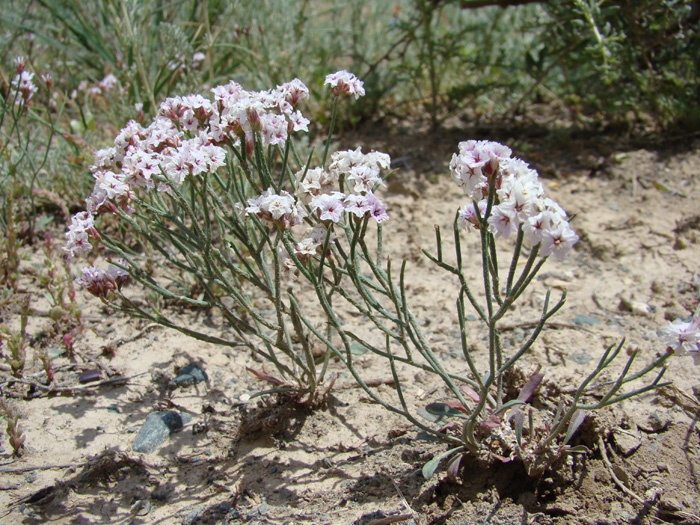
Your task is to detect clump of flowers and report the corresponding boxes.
[64,72,391,402]
[63,71,673,480]
[75,261,129,300]
[324,70,365,99]
[452,140,578,259]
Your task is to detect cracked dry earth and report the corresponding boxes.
[1,125,700,524]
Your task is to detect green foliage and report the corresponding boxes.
[2,0,698,130]
[545,0,700,128]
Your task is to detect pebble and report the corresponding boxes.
[613,428,642,456]
[618,297,652,316]
[151,487,172,501]
[636,412,669,433]
[183,504,206,524]
[79,369,102,383]
[24,472,37,484]
[130,499,152,516]
[132,411,192,454]
[169,363,208,389]
[571,352,593,365]
[664,306,689,321]
[572,314,600,327]
[47,346,66,359]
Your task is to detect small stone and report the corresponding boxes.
[613,429,642,456]
[151,487,172,501]
[572,314,600,327]
[637,412,669,433]
[24,472,37,484]
[571,352,593,365]
[664,306,687,321]
[169,363,208,389]
[618,297,652,316]
[645,487,663,502]
[130,499,152,516]
[183,504,206,524]
[47,346,66,359]
[663,497,682,512]
[79,369,102,383]
[673,236,688,250]
[238,393,251,403]
[132,411,192,454]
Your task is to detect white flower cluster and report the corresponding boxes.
[246,189,306,229]
[245,147,390,264]
[64,212,96,259]
[451,140,579,260]
[64,77,314,262]
[661,315,700,365]
[324,70,365,99]
[75,261,129,299]
[10,71,38,104]
[246,147,390,228]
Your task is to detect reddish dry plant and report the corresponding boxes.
[0,397,25,457]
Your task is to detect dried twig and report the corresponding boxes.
[499,320,586,332]
[1,371,149,395]
[0,463,75,474]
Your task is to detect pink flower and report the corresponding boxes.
[246,189,306,228]
[276,78,309,107]
[450,140,512,199]
[63,212,96,259]
[539,220,579,260]
[365,192,389,223]
[324,70,365,99]
[310,192,346,222]
[10,71,38,103]
[487,203,518,239]
[76,261,129,299]
[458,199,488,230]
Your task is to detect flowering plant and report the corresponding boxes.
[65,71,672,477]
[64,71,392,402]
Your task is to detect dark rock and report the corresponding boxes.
[132,411,192,454]
[169,363,208,389]
[151,487,172,501]
[79,369,102,383]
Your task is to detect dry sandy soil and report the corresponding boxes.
[1,120,700,524]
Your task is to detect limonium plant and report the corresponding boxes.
[65,71,674,477]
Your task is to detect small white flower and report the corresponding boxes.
[324,70,365,99]
[310,192,346,223]
[487,203,518,239]
[458,199,488,231]
[63,212,95,258]
[661,318,700,355]
[246,189,305,228]
[539,220,579,260]
[76,261,129,298]
[276,78,310,107]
